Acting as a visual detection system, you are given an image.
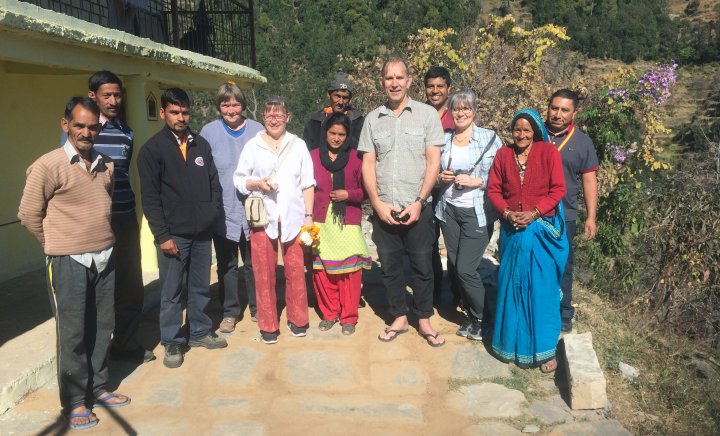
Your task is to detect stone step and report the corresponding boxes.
[562,332,609,410]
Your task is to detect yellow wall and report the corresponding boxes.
[0,71,184,280]
[0,70,89,280]
[124,78,167,272]
[0,11,263,280]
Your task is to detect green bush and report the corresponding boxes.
[577,134,720,346]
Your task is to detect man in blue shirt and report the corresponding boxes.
[87,71,154,362]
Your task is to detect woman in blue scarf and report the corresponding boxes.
[486,108,569,372]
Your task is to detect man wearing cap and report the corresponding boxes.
[303,72,365,151]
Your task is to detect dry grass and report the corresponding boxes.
[573,284,720,435]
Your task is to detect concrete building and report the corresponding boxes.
[0,0,265,280]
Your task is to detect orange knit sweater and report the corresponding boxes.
[18,148,115,255]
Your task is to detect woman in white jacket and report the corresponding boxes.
[234,95,315,344]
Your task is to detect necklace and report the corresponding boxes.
[515,145,531,157]
[514,149,528,184]
[262,133,283,152]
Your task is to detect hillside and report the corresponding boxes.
[667,0,720,22]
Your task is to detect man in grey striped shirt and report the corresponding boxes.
[359,57,446,347]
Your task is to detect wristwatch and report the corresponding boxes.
[415,196,429,208]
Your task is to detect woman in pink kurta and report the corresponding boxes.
[310,112,371,335]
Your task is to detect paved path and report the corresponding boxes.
[0,258,630,435]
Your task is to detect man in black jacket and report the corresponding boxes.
[137,88,226,369]
[302,72,365,150]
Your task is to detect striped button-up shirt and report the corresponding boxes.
[358,98,444,207]
[89,115,136,224]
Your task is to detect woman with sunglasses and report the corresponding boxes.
[436,90,502,342]
[234,96,316,344]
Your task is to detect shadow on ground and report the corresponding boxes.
[0,268,52,346]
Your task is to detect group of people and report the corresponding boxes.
[17,56,598,430]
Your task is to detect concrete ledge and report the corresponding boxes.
[0,269,160,415]
[0,318,56,414]
[562,332,609,410]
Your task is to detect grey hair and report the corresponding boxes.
[448,90,477,112]
[380,56,410,78]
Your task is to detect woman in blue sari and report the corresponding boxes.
[486,108,568,372]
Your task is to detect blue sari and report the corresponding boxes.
[491,203,569,367]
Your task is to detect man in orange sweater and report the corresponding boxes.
[18,97,130,430]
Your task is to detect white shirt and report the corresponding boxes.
[234,132,315,242]
[445,144,475,208]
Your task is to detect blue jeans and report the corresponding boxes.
[157,235,212,345]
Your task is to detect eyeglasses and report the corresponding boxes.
[263,113,287,121]
[451,107,473,114]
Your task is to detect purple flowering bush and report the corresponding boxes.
[637,62,678,105]
[577,62,720,347]
[580,62,677,197]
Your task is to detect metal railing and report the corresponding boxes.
[163,0,255,67]
[18,0,255,67]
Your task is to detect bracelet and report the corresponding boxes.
[304,213,313,218]
[502,209,511,220]
[530,210,538,220]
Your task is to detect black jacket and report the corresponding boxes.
[137,127,221,243]
[302,108,365,151]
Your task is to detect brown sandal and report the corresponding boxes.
[539,358,558,373]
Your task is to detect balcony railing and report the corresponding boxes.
[19,0,256,67]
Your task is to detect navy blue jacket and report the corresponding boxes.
[137,127,221,243]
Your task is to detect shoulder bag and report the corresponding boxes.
[244,137,297,228]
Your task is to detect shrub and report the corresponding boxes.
[578,64,720,345]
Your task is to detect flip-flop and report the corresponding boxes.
[419,331,446,348]
[94,391,131,408]
[378,328,408,342]
[65,408,98,430]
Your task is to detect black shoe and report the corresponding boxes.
[286,322,307,337]
[561,320,573,333]
[456,320,472,337]
[467,320,483,341]
[163,344,183,368]
[261,331,278,344]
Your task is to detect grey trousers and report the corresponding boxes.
[46,255,115,410]
[440,203,491,321]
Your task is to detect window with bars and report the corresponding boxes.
[19,0,255,67]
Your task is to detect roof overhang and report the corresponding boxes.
[0,0,266,89]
